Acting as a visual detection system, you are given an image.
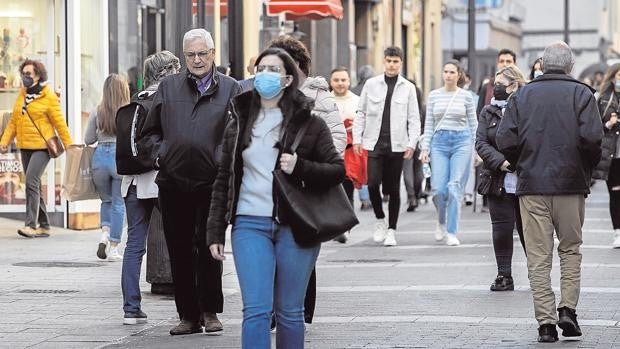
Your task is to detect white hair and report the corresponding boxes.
[182,29,215,50]
[542,41,574,74]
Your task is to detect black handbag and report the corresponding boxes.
[477,168,503,196]
[273,120,359,247]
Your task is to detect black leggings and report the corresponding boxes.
[367,152,405,229]
[487,192,525,276]
[607,160,620,229]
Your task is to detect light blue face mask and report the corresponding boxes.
[254,71,284,99]
[615,79,620,90]
[534,70,543,79]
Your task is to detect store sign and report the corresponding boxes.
[0,153,25,204]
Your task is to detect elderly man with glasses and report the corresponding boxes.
[141,28,241,336]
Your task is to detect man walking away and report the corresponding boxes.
[497,41,603,343]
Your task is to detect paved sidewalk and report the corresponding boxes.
[2,183,620,348]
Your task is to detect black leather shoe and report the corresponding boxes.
[169,320,202,336]
[490,275,514,291]
[557,307,582,337]
[538,324,558,343]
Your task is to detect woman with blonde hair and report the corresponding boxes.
[0,59,73,238]
[475,64,527,291]
[85,74,130,261]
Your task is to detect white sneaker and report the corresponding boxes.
[383,229,397,246]
[613,229,620,248]
[446,234,460,246]
[108,245,123,261]
[373,220,387,243]
[435,223,447,241]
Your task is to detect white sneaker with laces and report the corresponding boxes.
[446,234,460,246]
[613,229,620,248]
[108,245,123,261]
[435,223,447,241]
[373,220,387,243]
[383,229,397,246]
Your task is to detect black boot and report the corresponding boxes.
[490,274,514,291]
[537,324,558,343]
[557,307,582,337]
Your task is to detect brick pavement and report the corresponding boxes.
[1,183,620,348]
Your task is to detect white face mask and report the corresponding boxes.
[534,70,543,79]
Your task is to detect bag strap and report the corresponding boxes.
[22,98,49,142]
[602,92,616,119]
[289,119,311,154]
[434,88,460,134]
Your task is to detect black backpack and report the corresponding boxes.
[115,88,156,175]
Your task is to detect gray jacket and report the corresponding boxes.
[300,76,346,154]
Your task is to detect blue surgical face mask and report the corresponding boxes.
[615,79,620,90]
[254,71,284,99]
[534,70,543,79]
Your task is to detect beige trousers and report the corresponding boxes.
[519,195,584,325]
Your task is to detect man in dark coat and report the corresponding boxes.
[140,28,240,336]
[496,41,603,343]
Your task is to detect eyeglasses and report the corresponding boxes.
[183,50,214,60]
[255,65,282,74]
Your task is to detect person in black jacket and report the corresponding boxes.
[475,65,527,292]
[591,63,620,247]
[140,29,241,336]
[496,41,603,343]
[207,48,344,349]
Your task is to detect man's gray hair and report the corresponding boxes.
[143,50,180,88]
[357,65,374,83]
[542,41,574,74]
[182,29,215,50]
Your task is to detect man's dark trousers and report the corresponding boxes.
[159,186,223,321]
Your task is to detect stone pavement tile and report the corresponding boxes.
[29,342,102,349]
[47,335,121,342]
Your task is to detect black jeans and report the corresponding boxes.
[368,151,405,229]
[607,159,620,229]
[158,186,223,321]
[487,191,526,276]
[21,150,50,229]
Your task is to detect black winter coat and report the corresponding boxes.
[140,68,241,192]
[206,90,346,246]
[592,90,620,180]
[475,104,511,195]
[496,73,603,196]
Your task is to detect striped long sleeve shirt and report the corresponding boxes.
[421,87,477,150]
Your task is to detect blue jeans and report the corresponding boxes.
[430,130,472,235]
[92,143,125,242]
[121,185,156,313]
[232,215,320,349]
[358,185,370,202]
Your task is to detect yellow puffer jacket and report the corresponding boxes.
[1,85,73,150]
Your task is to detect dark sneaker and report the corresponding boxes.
[490,275,514,291]
[538,324,559,343]
[97,242,107,260]
[202,312,223,335]
[17,226,37,238]
[360,201,372,211]
[557,307,582,337]
[406,200,417,212]
[169,320,202,336]
[124,310,147,325]
[333,233,348,243]
[35,227,50,237]
[382,195,390,203]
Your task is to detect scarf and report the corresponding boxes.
[22,81,47,115]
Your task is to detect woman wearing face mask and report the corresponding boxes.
[529,57,543,81]
[420,60,478,246]
[206,48,344,348]
[476,65,527,291]
[592,63,620,248]
[0,59,73,238]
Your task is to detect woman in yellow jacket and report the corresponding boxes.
[0,59,73,238]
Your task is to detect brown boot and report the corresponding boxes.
[202,312,223,335]
[17,226,37,238]
[35,227,50,238]
[169,319,202,336]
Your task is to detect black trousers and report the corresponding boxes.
[158,186,223,321]
[607,159,620,229]
[487,192,526,276]
[367,151,405,229]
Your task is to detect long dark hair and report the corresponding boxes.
[529,57,543,80]
[600,63,620,97]
[242,47,305,145]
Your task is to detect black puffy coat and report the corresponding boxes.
[206,90,345,246]
[496,73,603,196]
[592,90,620,180]
[140,68,241,192]
[475,104,510,195]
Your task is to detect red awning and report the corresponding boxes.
[266,0,344,20]
[192,0,227,18]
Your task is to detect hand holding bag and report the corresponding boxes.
[273,121,359,247]
[62,145,99,201]
[23,100,65,158]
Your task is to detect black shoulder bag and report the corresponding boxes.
[273,120,359,247]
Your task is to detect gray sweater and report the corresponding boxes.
[84,110,116,145]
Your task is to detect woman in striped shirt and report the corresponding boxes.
[420,60,478,246]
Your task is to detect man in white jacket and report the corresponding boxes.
[353,46,421,246]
